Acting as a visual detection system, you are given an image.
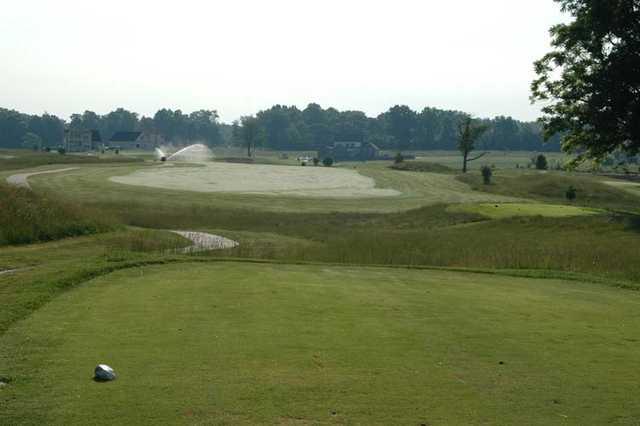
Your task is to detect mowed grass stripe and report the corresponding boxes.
[1,262,640,424]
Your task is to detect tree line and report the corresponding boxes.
[235,104,561,153]
[0,104,560,152]
[0,107,223,149]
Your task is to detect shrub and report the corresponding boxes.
[566,185,577,201]
[313,158,320,166]
[390,161,453,174]
[535,154,548,170]
[323,157,334,167]
[57,147,66,155]
[394,152,404,164]
[481,165,492,185]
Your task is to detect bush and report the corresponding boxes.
[535,154,548,170]
[566,185,577,201]
[481,165,492,185]
[390,161,453,174]
[313,158,320,166]
[394,152,404,164]
[57,147,66,155]
[323,157,334,167]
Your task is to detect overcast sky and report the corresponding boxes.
[1,0,565,122]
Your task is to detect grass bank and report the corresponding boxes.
[0,184,115,245]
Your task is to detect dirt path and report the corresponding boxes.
[170,231,239,253]
[6,168,78,189]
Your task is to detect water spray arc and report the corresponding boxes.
[155,144,213,162]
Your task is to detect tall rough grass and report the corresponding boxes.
[0,184,114,245]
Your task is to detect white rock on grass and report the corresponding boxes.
[94,364,116,381]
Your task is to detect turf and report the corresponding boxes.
[2,262,640,425]
[447,202,602,219]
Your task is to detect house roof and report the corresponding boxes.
[110,131,142,142]
[334,141,362,147]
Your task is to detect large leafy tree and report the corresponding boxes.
[532,0,640,162]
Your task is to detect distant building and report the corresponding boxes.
[108,131,164,150]
[64,129,102,152]
[319,141,381,161]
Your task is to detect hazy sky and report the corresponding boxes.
[1,0,565,122]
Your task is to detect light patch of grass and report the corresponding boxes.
[448,202,602,219]
[1,262,640,424]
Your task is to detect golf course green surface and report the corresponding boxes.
[2,262,639,425]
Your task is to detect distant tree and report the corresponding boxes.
[313,157,320,166]
[535,154,548,170]
[458,115,489,173]
[394,152,404,164]
[22,132,42,150]
[481,165,493,185]
[323,157,334,167]
[57,147,66,155]
[385,105,418,151]
[240,116,261,157]
[566,185,577,201]
[231,120,242,147]
[531,0,640,163]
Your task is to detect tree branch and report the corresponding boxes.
[467,152,489,162]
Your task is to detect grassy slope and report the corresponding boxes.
[458,170,640,213]
[0,183,115,245]
[2,262,640,425]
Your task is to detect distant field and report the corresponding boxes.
[2,261,640,425]
[412,150,568,171]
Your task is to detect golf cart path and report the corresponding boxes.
[6,168,78,189]
[170,231,239,253]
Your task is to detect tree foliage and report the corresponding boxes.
[532,0,640,163]
[1,104,561,152]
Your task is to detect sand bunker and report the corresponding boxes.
[110,163,400,198]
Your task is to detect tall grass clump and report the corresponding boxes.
[0,184,115,245]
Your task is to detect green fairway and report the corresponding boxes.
[2,262,640,425]
[448,202,602,219]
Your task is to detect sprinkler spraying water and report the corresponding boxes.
[155,147,167,162]
[155,144,213,162]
